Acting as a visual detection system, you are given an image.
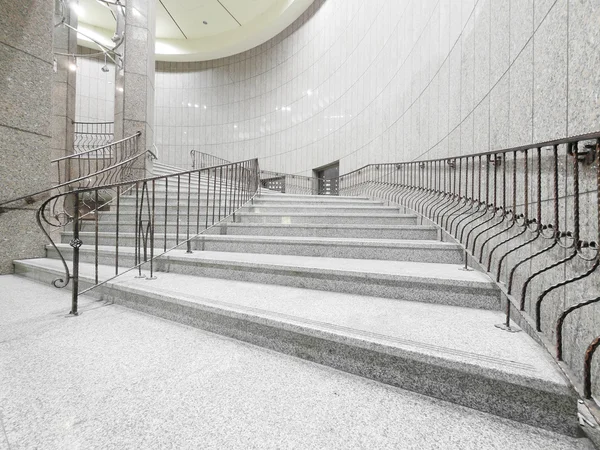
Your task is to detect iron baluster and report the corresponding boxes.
[584,337,600,399]
[507,147,545,292]
[534,143,587,332]
[520,146,562,310]
[494,150,531,280]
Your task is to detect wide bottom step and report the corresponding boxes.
[14,258,579,436]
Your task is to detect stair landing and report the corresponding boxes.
[14,258,579,436]
[1,274,593,450]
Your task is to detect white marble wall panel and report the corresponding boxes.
[75,47,115,123]
[153,0,599,177]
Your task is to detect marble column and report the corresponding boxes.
[52,0,78,183]
[0,0,54,274]
[114,0,157,176]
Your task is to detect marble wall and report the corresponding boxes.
[75,46,116,123]
[0,0,54,274]
[154,0,599,175]
[151,0,600,400]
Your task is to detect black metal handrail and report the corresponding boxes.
[39,158,260,315]
[188,151,341,195]
[330,131,600,406]
[190,150,230,170]
[74,121,114,153]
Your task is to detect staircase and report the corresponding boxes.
[14,162,580,437]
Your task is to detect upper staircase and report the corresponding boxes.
[14,162,581,438]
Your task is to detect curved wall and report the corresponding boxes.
[154,0,599,175]
[152,0,600,399]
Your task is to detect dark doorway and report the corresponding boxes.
[314,161,339,195]
[261,175,286,193]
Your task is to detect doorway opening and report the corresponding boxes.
[313,161,339,195]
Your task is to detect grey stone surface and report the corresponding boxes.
[509,40,534,147]
[0,127,52,202]
[46,246,501,310]
[510,0,534,62]
[208,223,440,239]
[114,0,156,178]
[51,0,77,182]
[567,0,600,135]
[0,43,52,137]
[63,232,464,264]
[0,0,53,274]
[236,212,418,225]
[1,274,593,449]
[0,0,53,63]
[532,1,567,142]
[0,210,48,274]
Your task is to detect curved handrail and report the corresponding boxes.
[40,158,260,315]
[0,133,144,209]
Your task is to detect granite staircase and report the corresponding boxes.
[14,163,580,437]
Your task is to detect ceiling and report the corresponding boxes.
[76,0,314,61]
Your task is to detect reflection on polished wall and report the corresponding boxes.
[153,0,599,175]
[75,47,116,123]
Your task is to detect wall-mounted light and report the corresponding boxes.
[70,0,84,17]
[101,53,110,72]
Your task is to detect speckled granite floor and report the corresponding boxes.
[0,275,594,450]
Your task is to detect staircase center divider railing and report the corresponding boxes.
[0,132,147,211]
[190,150,230,170]
[189,151,337,195]
[38,158,260,316]
[74,121,114,153]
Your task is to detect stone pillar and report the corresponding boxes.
[0,0,54,274]
[114,0,156,176]
[52,0,77,182]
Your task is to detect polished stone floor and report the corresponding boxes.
[0,275,594,449]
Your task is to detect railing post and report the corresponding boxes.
[70,193,81,316]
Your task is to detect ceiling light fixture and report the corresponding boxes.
[203,21,208,25]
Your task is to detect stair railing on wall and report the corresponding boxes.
[74,121,114,153]
[334,132,600,407]
[0,132,146,211]
[161,135,600,406]
[38,158,260,317]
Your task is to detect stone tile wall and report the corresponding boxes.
[0,0,54,274]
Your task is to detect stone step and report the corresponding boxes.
[94,210,236,223]
[13,258,578,437]
[207,223,439,239]
[258,192,370,201]
[252,196,383,206]
[46,246,500,310]
[98,202,393,216]
[60,233,463,263]
[79,222,439,240]
[246,205,400,215]
[235,212,418,225]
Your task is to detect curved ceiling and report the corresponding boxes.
[75,0,314,61]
